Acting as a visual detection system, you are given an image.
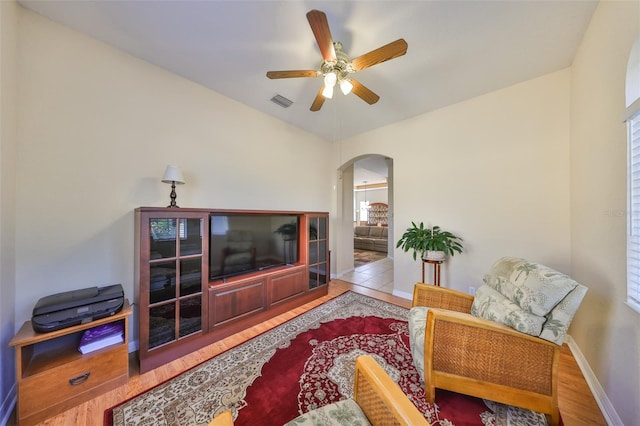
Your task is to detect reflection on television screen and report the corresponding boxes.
[210,214,299,281]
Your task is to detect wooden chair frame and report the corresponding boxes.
[209,411,233,426]
[412,283,560,426]
[352,355,429,425]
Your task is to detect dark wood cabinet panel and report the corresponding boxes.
[269,268,306,305]
[210,279,266,327]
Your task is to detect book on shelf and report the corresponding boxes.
[78,322,124,354]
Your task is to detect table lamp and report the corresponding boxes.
[161,165,185,208]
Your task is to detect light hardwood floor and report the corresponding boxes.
[10,280,606,425]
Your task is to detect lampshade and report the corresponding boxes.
[161,165,185,185]
[322,71,337,99]
[323,71,337,87]
[322,84,334,99]
[339,78,353,95]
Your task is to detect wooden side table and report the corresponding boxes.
[421,259,443,286]
[9,300,131,426]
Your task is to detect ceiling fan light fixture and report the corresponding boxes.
[322,84,334,99]
[266,10,408,111]
[339,78,353,95]
[323,71,337,87]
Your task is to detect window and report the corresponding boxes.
[359,201,369,224]
[628,113,640,313]
[211,215,229,236]
[626,33,640,313]
[150,218,187,240]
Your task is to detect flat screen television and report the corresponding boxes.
[209,213,300,281]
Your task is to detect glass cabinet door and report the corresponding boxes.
[308,215,328,289]
[147,216,205,350]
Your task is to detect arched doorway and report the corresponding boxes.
[336,155,394,293]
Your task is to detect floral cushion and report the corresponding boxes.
[473,257,588,345]
[470,285,546,337]
[408,306,428,382]
[284,398,371,426]
[482,257,578,316]
[539,283,588,345]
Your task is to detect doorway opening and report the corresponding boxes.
[338,155,394,293]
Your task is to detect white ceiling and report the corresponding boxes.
[19,0,597,145]
[354,157,389,186]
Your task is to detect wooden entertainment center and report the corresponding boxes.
[135,207,329,373]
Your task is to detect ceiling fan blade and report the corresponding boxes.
[307,10,336,62]
[351,39,408,71]
[266,70,319,79]
[310,87,326,111]
[351,79,380,105]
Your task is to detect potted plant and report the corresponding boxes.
[396,222,463,261]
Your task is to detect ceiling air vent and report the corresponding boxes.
[270,94,293,108]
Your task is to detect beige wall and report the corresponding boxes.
[0,0,19,419]
[3,1,640,424]
[336,69,572,298]
[570,1,640,424]
[13,9,332,333]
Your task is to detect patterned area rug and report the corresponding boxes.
[354,249,387,267]
[106,292,551,426]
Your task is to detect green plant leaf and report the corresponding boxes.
[395,221,463,260]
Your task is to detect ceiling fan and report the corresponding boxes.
[266,9,408,112]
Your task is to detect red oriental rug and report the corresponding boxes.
[105,292,553,426]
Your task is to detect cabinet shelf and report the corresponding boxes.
[25,335,81,377]
[24,338,124,378]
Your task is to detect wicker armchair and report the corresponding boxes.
[286,355,429,425]
[410,283,569,426]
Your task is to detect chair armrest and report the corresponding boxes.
[412,283,474,313]
[354,355,430,426]
[208,411,233,426]
[424,308,559,407]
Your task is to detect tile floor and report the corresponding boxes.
[340,255,394,294]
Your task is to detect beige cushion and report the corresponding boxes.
[408,306,428,382]
[539,283,588,345]
[471,285,546,337]
[473,257,588,345]
[354,226,370,237]
[368,227,384,237]
[482,257,578,316]
[283,398,371,426]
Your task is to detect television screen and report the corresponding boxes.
[210,213,299,281]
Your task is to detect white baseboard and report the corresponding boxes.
[565,335,622,425]
[391,289,412,300]
[0,383,16,426]
[334,269,354,279]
